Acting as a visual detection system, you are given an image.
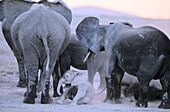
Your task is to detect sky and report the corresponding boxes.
[62,0,170,19]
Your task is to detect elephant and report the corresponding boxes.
[0,0,72,88]
[56,70,95,105]
[76,17,170,109]
[0,1,4,21]
[52,34,105,97]
[11,4,71,104]
[122,73,162,102]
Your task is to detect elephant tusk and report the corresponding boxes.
[83,51,91,62]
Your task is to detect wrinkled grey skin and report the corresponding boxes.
[76,17,170,109]
[11,4,71,104]
[122,74,162,102]
[0,0,72,88]
[52,34,105,97]
[0,1,4,21]
[57,70,95,105]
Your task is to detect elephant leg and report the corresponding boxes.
[41,67,53,104]
[97,62,106,89]
[126,82,140,102]
[23,50,39,104]
[95,66,106,94]
[2,19,26,87]
[23,65,38,104]
[15,54,26,88]
[52,68,63,97]
[112,66,124,103]
[56,86,74,104]
[72,84,86,104]
[104,50,117,103]
[41,45,60,104]
[41,79,53,104]
[87,52,95,85]
[53,56,70,97]
[158,73,170,109]
[135,78,150,107]
[65,86,78,100]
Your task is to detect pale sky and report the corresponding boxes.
[63,0,170,19]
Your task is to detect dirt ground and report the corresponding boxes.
[0,15,170,112]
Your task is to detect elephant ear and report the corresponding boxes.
[47,0,72,24]
[3,0,36,23]
[0,0,4,21]
[76,17,103,53]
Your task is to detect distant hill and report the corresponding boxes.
[72,6,138,18]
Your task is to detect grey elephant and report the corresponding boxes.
[0,1,4,21]
[0,0,72,88]
[11,4,71,104]
[76,17,170,109]
[52,34,105,97]
[56,70,95,105]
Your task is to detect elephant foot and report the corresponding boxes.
[158,100,170,109]
[41,95,53,104]
[17,81,26,88]
[136,98,148,107]
[23,96,35,104]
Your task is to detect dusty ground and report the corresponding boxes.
[0,15,170,112]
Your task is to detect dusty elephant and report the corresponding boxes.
[76,17,170,109]
[56,70,95,105]
[0,0,72,88]
[11,4,71,104]
[52,34,105,97]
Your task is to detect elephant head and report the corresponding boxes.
[57,70,82,96]
[2,0,72,24]
[76,17,106,53]
[76,17,133,54]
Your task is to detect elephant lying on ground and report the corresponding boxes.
[11,4,71,104]
[0,0,72,88]
[76,17,170,109]
[122,73,162,102]
[52,34,105,97]
[56,70,95,105]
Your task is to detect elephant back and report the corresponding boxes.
[3,0,72,24]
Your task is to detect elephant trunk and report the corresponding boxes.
[57,77,65,96]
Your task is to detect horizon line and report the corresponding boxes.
[70,5,170,20]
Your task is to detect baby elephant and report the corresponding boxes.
[57,70,95,105]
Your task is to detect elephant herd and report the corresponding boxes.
[0,0,170,109]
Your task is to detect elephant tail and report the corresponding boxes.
[42,37,50,71]
[41,36,50,94]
